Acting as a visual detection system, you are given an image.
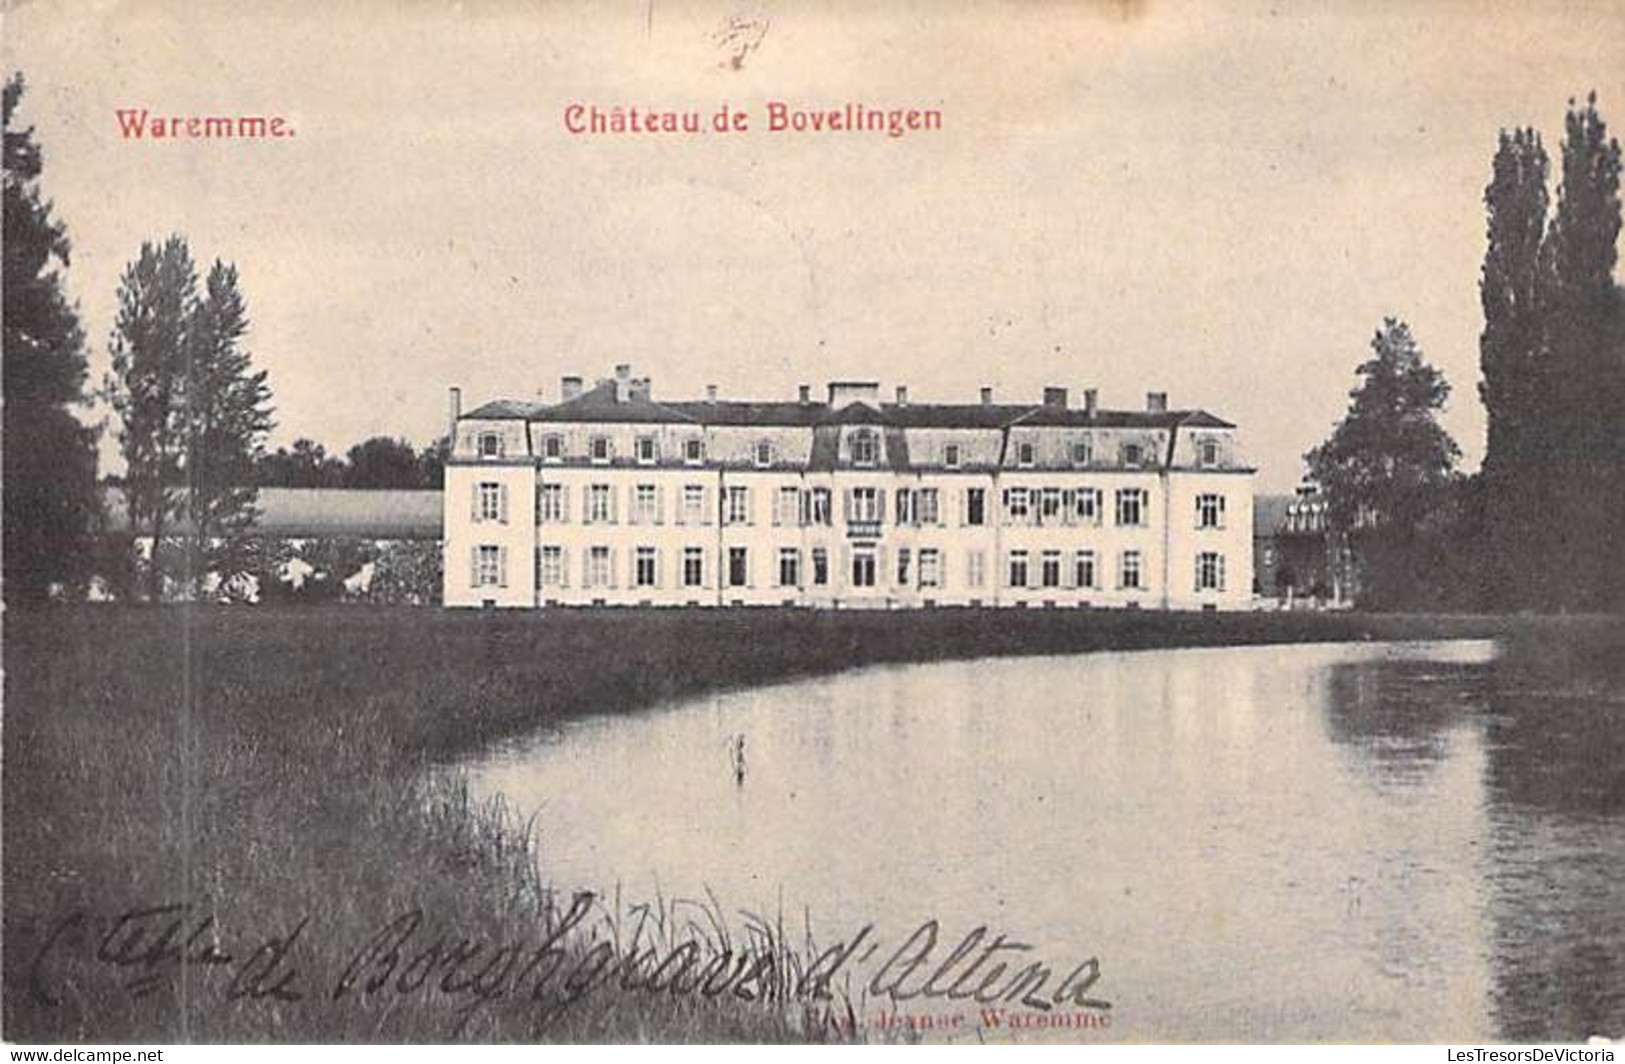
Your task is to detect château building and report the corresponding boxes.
[442,365,1254,610]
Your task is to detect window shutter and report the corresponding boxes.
[940,551,949,590]
[471,484,481,523]
[499,484,510,525]
[843,488,853,521]
[656,486,665,525]
[703,486,713,526]
[561,485,571,523]
[771,491,781,527]
[609,547,619,589]
[582,486,593,525]
[1218,555,1226,591]
[744,487,754,526]
[469,546,479,589]
[876,490,886,524]
[560,547,570,588]
[610,487,619,525]
[498,546,508,588]
[674,490,686,526]
[655,549,663,589]
[799,491,810,527]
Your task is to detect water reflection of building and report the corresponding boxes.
[1252,481,1350,606]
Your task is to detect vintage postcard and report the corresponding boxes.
[2,0,1623,1050]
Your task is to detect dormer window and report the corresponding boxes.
[754,441,775,468]
[1071,440,1092,466]
[1122,443,1143,467]
[542,434,563,462]
[479,432,501,459]
[635,436,657,465]
[590,436,611,464]
[1199,440,1220,467]
[1016,441,1035,468]
[943,443,961,470]
[684,438,705,465]
[850,429,878,467]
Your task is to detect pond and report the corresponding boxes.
[464,638,1625,1042]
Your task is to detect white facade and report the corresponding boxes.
[443,369,1254,610]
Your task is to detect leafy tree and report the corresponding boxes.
[106,237,273,598]
[256,437,345,487]
[2,73,100,601]
[1541,93,1622,610]
[1306,318,1461,608]
[1478,127,1551,608]
[416,435,450,489]
[106,236,194,600]
[185,260,274,586]
[343,436,422,489]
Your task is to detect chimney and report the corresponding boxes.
[1083,388,1098,417]
[448,386,462,437]
[1043,386,1068,409]
[980,386,994,406]
[706,384,718,403]
[798,384,811,405]
[614,364,633,402]
[1146,391,1168,413]
[895,385,909,407]
[561,375,583,401]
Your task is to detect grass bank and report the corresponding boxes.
[3,605,1616,1042]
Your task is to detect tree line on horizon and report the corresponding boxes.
[4,68,1622,609]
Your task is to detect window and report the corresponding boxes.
[590,436,611,463]
[635,436,657,464]
[1122,443,1143,467]
[896,489,915,526]
[1071,439,1092,466]
[810,487,832,525]
[1074,550,1097,590]
[683,547,704,588]
[684,438,705,465]
[1200,440,1220,467]
[917,489,940,525]
[812,548,829,586]
[586,546,612,588]
[479,432,501,459]
[1197,551,1225,591]
[897,547,911,586]
[587,484,613,524]
[919,549,941,588]
[476,545,502,587]
[849,487,880,523]
[1004,487,1030,524]
[682,484,707,525]
[850,429,878,466]
[542,434,563,461]
[538,545,563,588]
[1115,488,1146,527]
[944,444,961,469]
[1120,550,1143,590]
[728,547,749,587]
[725,485,751,525]
[754,441,774,468]
[1197,493,1226,529]
[967,550,986,589]
[851,548,877,587]
[779,548,801,588]
[1041,550,1062,589]
[1039,488,1062,526]
[1072,487,1101,526]
[1007,550,1030,588]
[477,482,502,522]
[538,484,565,523]
[632,484,659,525]
[776,486,801,526]
[635,547,658,588]
[1016,441,1035,468]
[966,488,986,526]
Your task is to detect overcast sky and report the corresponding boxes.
[6,0,1623,491]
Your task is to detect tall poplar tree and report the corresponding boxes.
[1478,128,1551,608]
[2,73,100,601]
[1542,93,1621,609]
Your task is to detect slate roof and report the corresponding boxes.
[464,384,1235,431]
